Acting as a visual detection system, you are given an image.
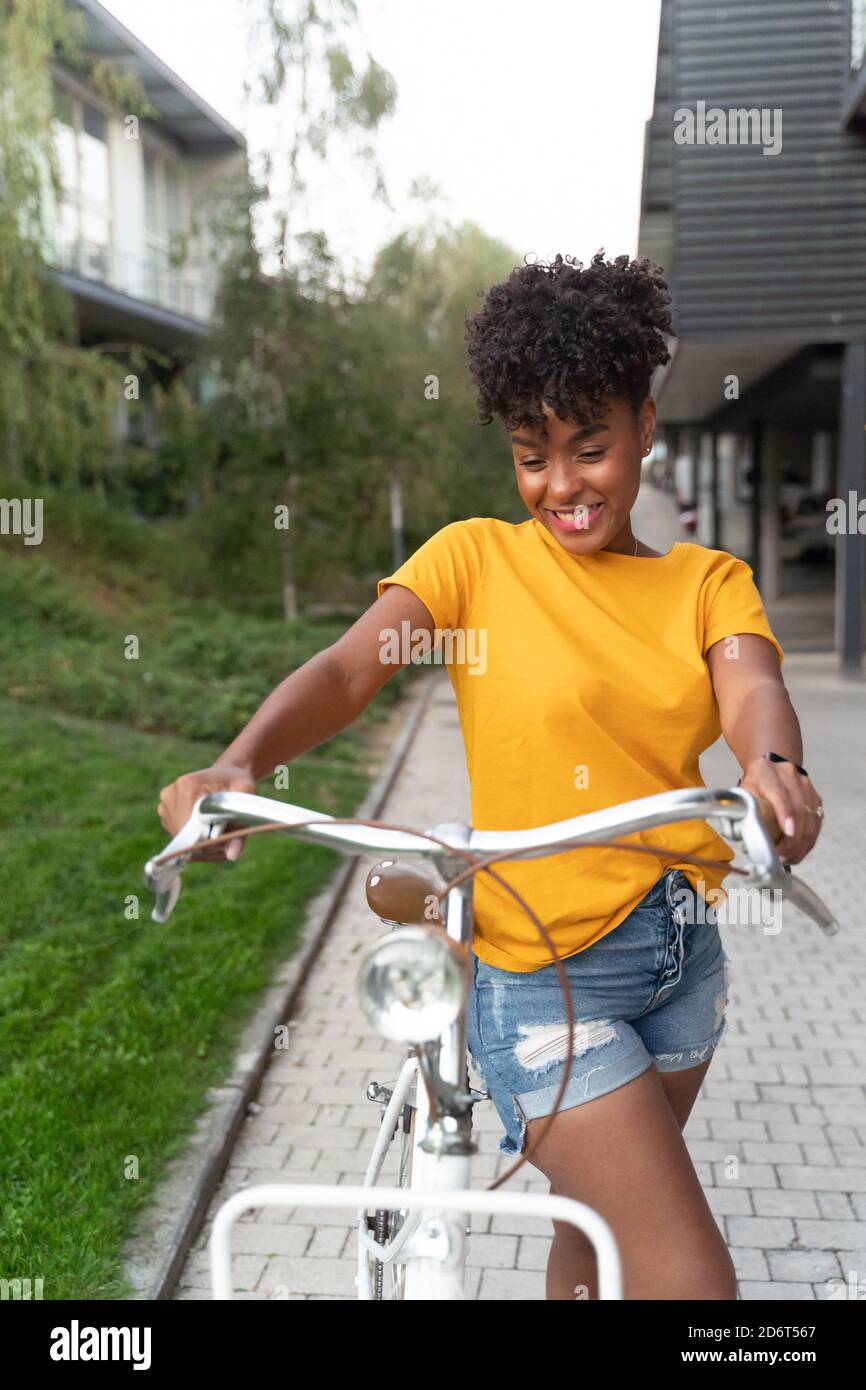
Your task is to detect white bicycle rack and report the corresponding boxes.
[210,1182,623,1300]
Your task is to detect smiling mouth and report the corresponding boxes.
[545,502,605,531]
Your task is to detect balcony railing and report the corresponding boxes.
[51,238,217,324]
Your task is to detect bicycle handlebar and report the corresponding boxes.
[143,786,838,934]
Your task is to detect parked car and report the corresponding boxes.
[780,492,833,563]
[675,491,698,533]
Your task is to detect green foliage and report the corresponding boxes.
[0,0,525,615]
[0,0,128,480]
[0,499,411,741]
[0,0,522,1299]
[123,380,221,517]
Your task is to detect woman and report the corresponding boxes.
[158,251,824,1301]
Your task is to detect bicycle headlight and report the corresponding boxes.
[356,926,470,1043]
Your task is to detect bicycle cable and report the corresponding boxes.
[154,818,754,1191]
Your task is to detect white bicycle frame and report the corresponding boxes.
[144,785,838,1301]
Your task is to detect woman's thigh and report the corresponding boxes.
[466,868,736,1297]
[526,1063,736,1300]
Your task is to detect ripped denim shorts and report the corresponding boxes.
[466,869,731,1157]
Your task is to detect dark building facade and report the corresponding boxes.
[639,0,866,675]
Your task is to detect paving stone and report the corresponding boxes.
[477,1267,547,1300]
[817,1192,855,1221]
[221,1223,312,1256]
[791,1219,866,1249]
[465,1234,519,1269]
[180,1251,268,1291]
[730,1247,770,1281]
[705,1187,754,1216]
[259,1255,357,1297]
[170,656,866,1303]
[778,1165,866,1192]
[767,1250,842,1282]
[306,1227,349,1259]
[726,1216,796,1247]
[751,1189,821,1219]
[739,1280,817,1300]
[517,1236,555,1270]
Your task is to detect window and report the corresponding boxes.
[51,82,112,281]
[143,146,190,311]
[852,0,866,71]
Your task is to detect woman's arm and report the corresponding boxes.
[706,633,823,865]
[157,584,436,858]
[219,584,435,776]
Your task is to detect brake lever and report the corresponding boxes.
[709,788,779,883]
[777,870,840,937]
[710,790,839,937]
[144,797,218,923]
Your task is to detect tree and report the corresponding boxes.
[231,0,398,618]
[0,0,153,488]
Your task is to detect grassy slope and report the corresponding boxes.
[0,518,411,1298]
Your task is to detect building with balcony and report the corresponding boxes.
[45,0,247,358]
[638,0,866,676]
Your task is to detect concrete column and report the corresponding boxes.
[720,433,749,556]
[665,426,680,491]
[760,428,782,601]
[811,431,833,494]
[674,427,698,508]
[696,430,715,547]
[748,421,763,584]
[108,113,146,298]
[835,342,865,675]
[711,432,721,550]
[714,432,739,552]
[718,434,738,508]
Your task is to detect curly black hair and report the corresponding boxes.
[464,250,674,432]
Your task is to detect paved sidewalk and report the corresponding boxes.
[692,658,865,1299]
[173,645,865,1301]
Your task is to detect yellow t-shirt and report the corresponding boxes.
[377,517,784,972]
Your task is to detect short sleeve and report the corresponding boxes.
[376,519,487,632]
[701,555,784,666]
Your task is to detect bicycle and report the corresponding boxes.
[144,784,838,1300]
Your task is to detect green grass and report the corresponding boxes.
[0,514,416,1298]
[0,695,392,1298]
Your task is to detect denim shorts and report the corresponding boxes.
[467,869,731,1157]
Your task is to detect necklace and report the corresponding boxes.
[633,535,639,556]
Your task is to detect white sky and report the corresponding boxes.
[99,0,662,281]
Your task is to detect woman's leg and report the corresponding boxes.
[533,1058,736,1301]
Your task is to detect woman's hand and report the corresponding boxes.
[739,755,824,865]
[157,762,258,862]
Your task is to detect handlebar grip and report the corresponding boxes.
[152,875,182,923]
[755,795,782,844]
